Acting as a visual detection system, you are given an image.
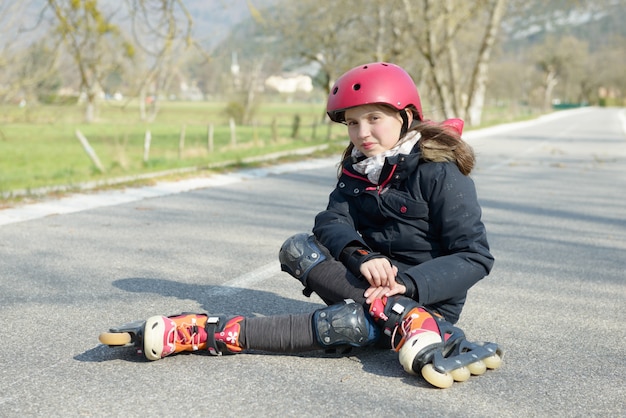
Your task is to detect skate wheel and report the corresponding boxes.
[99,332,132,346]
[450,366,471,382]
[421,364,454,389]
[483,353,502,369]
[467,359,487,375]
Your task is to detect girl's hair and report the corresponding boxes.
[339,110,475,177]
[413,122,475,175]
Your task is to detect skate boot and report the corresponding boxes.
[369,297,503,389]
[99,313,244,361]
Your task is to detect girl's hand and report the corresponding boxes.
[364,281,407,304]
[360,259,405,303]
[360,258,398,288]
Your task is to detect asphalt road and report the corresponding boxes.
[0,107,624,417]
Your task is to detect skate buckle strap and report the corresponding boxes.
[386,303,407,338]
[369,297,411,337]
[204,316,223,356]
[391,303,405,315]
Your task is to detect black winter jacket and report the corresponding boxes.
[313,146,494,323]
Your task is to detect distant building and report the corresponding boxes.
[265,74,313,94]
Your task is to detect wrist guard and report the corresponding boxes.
[394,273,418,300]
[340,246,388,279]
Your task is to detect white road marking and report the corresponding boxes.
[210,262,281,296]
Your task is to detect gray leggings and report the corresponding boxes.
[239,258,369,353]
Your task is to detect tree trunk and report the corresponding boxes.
[543,68,558,111]
[138,85,147,121]
[444,0,462,117]
[423,0,454,118]
[375,5,386,62]
[85,92,96,123]
[465,0,507,126]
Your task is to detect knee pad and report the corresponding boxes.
[279,233,327,286]
[313,300,379,348]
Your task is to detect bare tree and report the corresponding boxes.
[0,1,58,104]
[402,0,507,124]
[349,1,411,64]
[530,36,588,111]
[0,1,25,102]
[46,0,134,122]
[464,0,507,126]
[124,0,202,121]
[271,1,369,97]
[592,34,626,106]
[500,0,626,109]
[270,0,507,125]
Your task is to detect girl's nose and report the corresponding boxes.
[357,124,370,140]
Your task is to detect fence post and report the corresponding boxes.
[178,124,186,159]
[291,114,300,139]
[75,129,105,173]
[253,120,260,146]
[271,117,278,143]
[311,118,317,140]
[207,124,214,152]
[143,130,151,163]
[229,117,236,146]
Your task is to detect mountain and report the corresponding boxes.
[502,0,626,49]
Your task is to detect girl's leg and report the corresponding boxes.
[141,311,321,360]
[241,259,371,352]
[305,258,367,305]
[240,313,318,353]
[142,297,378,360]
[278,233,367,305]
[141,236,374,360]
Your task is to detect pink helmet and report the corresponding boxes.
[326,62,423,123]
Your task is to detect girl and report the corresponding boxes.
[100,62,502,388]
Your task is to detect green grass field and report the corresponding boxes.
[0,100,343,199]
[0,99,544,203]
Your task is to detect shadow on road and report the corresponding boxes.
[110,276,325,317]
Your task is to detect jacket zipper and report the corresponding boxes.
[342,165,398,195]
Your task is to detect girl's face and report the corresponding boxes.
[344,105,408,157]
